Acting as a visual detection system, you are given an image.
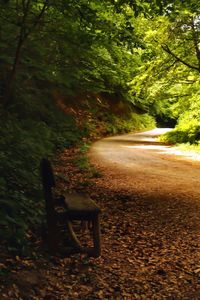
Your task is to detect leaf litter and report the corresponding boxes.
[1,145,200,299]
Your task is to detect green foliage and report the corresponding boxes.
[161,117,200,145]
[175,142,200,155]
[0,0,142,105]
[128,4,200,135]
[4,0,200,253]
[73,155,91,172]
[73,142,101,179]
[0,102,80,250]
[105,113,155,135]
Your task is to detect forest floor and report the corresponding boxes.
[1,129,200,299]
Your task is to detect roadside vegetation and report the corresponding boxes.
[0,96,155,252]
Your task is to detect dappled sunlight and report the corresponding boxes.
[125,144,170,150]
[135,128,173,136]
[126,128,173,141]
[122,128,200,162]
[163,147,200,161]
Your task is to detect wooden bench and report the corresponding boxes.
[40,158,101,257]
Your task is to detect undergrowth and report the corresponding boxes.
[0,98,81,253]
[1,94,155,253]
[160,118,200,145]
[105,113,155,135]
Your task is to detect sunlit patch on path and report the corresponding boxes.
[88,128,200,299]
[122,128,200,162]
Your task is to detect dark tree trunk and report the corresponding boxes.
[3,37,24,107]
[2,0,48,108]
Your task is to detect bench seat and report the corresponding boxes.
[63,193,100,220]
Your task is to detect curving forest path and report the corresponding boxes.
[90,128,200,203]
[2,129,200,300]
[88,128,200,299]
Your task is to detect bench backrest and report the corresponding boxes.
[40,158,56,218]
[40,158,55,188]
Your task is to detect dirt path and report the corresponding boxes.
[90,128,200,205]
[88,128,200,299]
[2,129,200,300]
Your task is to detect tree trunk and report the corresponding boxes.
[2,0,48,107]
[3,37,24,107]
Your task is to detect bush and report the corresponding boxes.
[0,104,80,251]
[105,112,155,135]
[161,118,200,145]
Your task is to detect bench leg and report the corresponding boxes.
[66,220,82,249]
[92,215,101,257]
[48,228,60,254]
[81,220,88,232]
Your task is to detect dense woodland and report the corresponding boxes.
[1,0,200,252]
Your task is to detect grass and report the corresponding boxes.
[73,142,102,178]
[175,143,200,159]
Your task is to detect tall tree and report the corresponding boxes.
[0,0,49,106]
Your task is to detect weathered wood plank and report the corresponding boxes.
[64,192,101,219]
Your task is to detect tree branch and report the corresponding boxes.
[2,0,49,107]
[24,0,49,40]
[161,44,200,72]
[191,17,200,71]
